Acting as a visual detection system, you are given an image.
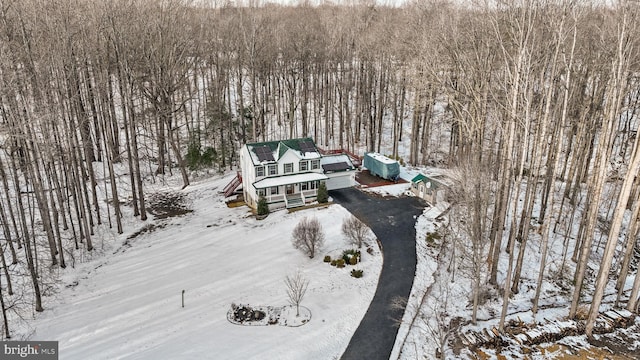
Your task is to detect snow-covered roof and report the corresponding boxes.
[320,154,352,166]
[245,138,321,165]
[320,154,355,173]
[299,151,321,160]
[252,172,328,189]
[365,152,397,164]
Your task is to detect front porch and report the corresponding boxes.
[254,173,327,210]
[259,187,319,209]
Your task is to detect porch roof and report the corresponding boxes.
[252,172,328,189]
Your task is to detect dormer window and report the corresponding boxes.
[299,161,308,171]
[255,166,265,177]
[311,159,320,170]
[268,164,278,176]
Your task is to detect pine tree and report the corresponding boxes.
[317,182,328,204]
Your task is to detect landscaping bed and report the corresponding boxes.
[227,304,311,327]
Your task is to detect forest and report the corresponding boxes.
[0,0,639,346]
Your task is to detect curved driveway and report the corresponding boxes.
[330,188,425,360]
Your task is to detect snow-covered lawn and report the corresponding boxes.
[31,175,382,360]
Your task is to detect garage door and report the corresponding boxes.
[325,172,355,190]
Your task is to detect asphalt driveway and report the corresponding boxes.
[330,188,425,360]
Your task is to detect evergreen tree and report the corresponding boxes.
[317,182,328,204]
[257,196,269,216]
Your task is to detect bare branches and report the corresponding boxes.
[291,217,325,259]
[341,215,368,248]
[284,271,309,317]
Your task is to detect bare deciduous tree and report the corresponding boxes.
[284,271,309,317]
[291,217,325,259]
[341,215,368,248]
[449,159,492,325]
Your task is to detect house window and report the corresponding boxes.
[257,188,266,197]
[310,181,317,189]
[284,163,294,174]
[300,182,309,191]
[268,164,278,176]
[255,166,265,177]
[299,161,308,171]
[270,186,279,195]
[311,159,320,170]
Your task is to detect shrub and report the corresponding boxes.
[186,141,202,170]
[351,269,364,278]
[201,147,216,167]
[425,232,442,247]
[336,259,345,268]
[323,255,332,263]
[330,260,337,266]
[317,181,328,203]
[342,249,361,265]
[257,196,269,216]
[186,139,217,170]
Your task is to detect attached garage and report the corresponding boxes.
[321,154,357,190]
[325,171,355,190]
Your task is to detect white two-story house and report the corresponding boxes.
[239,138,356,210]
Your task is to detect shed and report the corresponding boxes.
[363,152,400,181]
[410,173,448,205]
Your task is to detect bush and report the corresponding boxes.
[351,269,363,278]
[257,196,269,216]
[186,138,217,170]
[336,259,345,268]
[342,249,361,265]
[186,141,202,170]
[317,181,328,203]
[323,255,332,263]
[201,147,216,166]
[330,260,337,266]
[425,232,442,247]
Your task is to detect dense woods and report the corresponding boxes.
[0,0,638,343]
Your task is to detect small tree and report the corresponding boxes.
[316,181,328,203]
[284,271,309,317]
[342,215,368,248]
[257,196,269,216]
[292,217,325,258]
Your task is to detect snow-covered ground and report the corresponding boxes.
[391,168,640,360]
[22,126,640,360]
[30,174,382,360]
